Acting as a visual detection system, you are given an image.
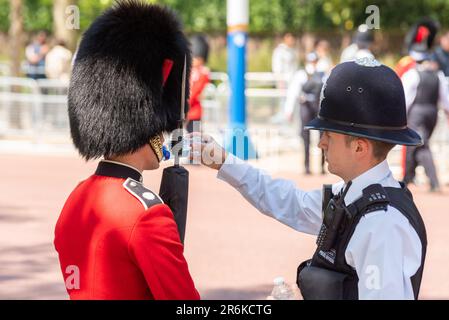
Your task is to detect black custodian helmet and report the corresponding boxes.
[305,57,422,146]
[68,0,192,160]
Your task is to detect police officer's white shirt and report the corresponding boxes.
[402,67,449,112]
[217,154,422,300]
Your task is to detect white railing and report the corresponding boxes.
[200,71,292,127]
[0,73,448,180]
[0,63,10,76]
[0,77,70,142]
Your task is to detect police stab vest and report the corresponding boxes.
[296,183,427,300]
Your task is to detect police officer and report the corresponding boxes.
[402,45,449,192]
[299,52,326,175]
[190,57,427,299]
[54,1,199,300]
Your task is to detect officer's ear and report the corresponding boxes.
[353,137,371,158]
[345,135,365,155]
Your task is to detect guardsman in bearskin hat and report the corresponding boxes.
[190,57,427,299]
[186,34,210,133]
[402,37,449,192]
[54,0,199,300]
[395,18,440,184]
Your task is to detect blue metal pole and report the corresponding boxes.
[226,0,256,160]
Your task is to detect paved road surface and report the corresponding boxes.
[0,151,448,299]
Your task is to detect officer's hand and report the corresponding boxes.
[186,132,227,170]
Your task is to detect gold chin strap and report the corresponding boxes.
[149,136,163,162]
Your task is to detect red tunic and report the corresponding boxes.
[395,56,416,78]
[187,65,210,121]
[54,161,200,300]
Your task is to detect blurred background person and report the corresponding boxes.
[432,30,449,76]
[280,63,308,123]
[298,52,326,175]
[315,40,333,73]
[25,30,49,80]
[272,32,298,85]
[402,44,449,192]
[340,24,375,63]
[186,34,210,133]
[45,40,73,82]
[271,32,299,123]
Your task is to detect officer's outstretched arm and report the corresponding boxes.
[187,132,226,171]
[187,132,323,235]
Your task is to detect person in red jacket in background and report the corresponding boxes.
[186,35,210,133]
[54,1,200,300]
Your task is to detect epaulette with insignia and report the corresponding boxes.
[347,184,390,218]
[123,178,163,210]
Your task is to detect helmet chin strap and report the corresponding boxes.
[147,57,178,163]
[149,136,163,162]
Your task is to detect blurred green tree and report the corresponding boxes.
[0,0,10,32]
[9,0,24,76]
[1,0,449,35]
[2,0,449,72]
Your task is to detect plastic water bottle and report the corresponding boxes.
[270,277,295,300]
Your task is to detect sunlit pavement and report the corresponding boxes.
[0,149,448,300]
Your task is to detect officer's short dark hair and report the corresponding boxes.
[345,135,396,160]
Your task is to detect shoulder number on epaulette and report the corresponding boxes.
[348,184,390,217]
[361,184,390,215]
[123,178,163,210]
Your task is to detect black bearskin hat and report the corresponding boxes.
[68,0,192,160]
[191,34,209,62]
[403,18,440,55]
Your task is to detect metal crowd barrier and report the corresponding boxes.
[0,77,69,142]
[0,74,448,181]
[0,63,10,76]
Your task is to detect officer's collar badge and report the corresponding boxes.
[354,57,382,67]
